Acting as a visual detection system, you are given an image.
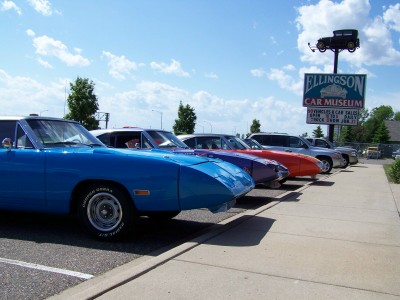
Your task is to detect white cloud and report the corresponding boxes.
[27,0,52,16]
[295,0,400,67]
[37,58,53,68]
[150,59,190,77]
[102,51,137,81]
[1,0,21,15]
[29,34,90,67]
[283,64,296,71]
[204,72,218,79]
[26,28,35,37]
[383,3,400,32]
[0,70,67,117]
[267,68,302,95]
[250,68,266,77]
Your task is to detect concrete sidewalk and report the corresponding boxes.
[51,164,400,300]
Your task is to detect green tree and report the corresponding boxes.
[351,108,369,142]
[338,126,354,142]
[312,125,324,138]
[173,101,197,135]
[372,121,390,143]
[364,105,394,142]
[250,119,261,134]
[394,111,400,121]
[370,105,394,121]
[65,77,99,130]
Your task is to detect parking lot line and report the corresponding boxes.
[0,257,94,280]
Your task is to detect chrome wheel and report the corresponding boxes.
[87,192,122,232]
[319,158,332,174]
[78,184,136,240]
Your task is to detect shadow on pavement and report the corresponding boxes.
[205,215,275,247]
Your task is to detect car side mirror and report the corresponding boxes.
[2,138,12,151]
[302,144,309,149]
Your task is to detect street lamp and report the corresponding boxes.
[203,120,212,133]
[64,80,69,117]
[197,124,204,133]
[152,109,163,129]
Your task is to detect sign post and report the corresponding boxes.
[307,29,362,141]
[303,73,366,140]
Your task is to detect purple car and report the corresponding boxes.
[90,128,290,188]
[173,148,289,187]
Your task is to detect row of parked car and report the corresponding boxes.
[91,128,358,175]
[0,116,358,241]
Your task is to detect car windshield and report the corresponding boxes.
[243,138,263,150]
[147,130,189,148]
[27,119,104,148]
[225,136,248,150]
[299,136,313,146]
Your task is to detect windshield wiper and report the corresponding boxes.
[85,143,104,147]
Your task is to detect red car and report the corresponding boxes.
[178,134,323,179]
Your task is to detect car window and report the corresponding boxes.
[226,136,247,150]
[209,138,221,149]
[182,137,196,149]
[96,133,112,147]
[221,139,229,149]
[16,125,34,149]
[111,132,141,148]
[27,119,100,148]
[147,131,187,148]
[0,121,17,147]
[289,136,305,148]
[195,137,213,149]
[315,139,328,148]
[269,135,287,147]
[141,134,153,149]
[251,135,263,144]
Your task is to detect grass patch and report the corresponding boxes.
[384,159,400,184]
[383,164,394,183]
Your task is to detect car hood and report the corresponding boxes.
[173,148,278,164]
[335,146,356,152]
[308,146,339,155]
[261,149,320,163]
[53,147,219,167]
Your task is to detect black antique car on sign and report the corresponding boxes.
[316,29,360,52]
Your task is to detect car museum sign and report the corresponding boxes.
[306,107,359,125]
[303,73,366,108]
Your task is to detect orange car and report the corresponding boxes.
[178,134,323,179]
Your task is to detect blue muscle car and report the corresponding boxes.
[0,117,254,240]
[90,128,289,187]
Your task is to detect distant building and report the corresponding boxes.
[384,120,400,143]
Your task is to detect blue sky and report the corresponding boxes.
[1,0,400,136]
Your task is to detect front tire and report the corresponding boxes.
[317,156,333,174]
[341,155,349,168]
[78,184,136,240]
